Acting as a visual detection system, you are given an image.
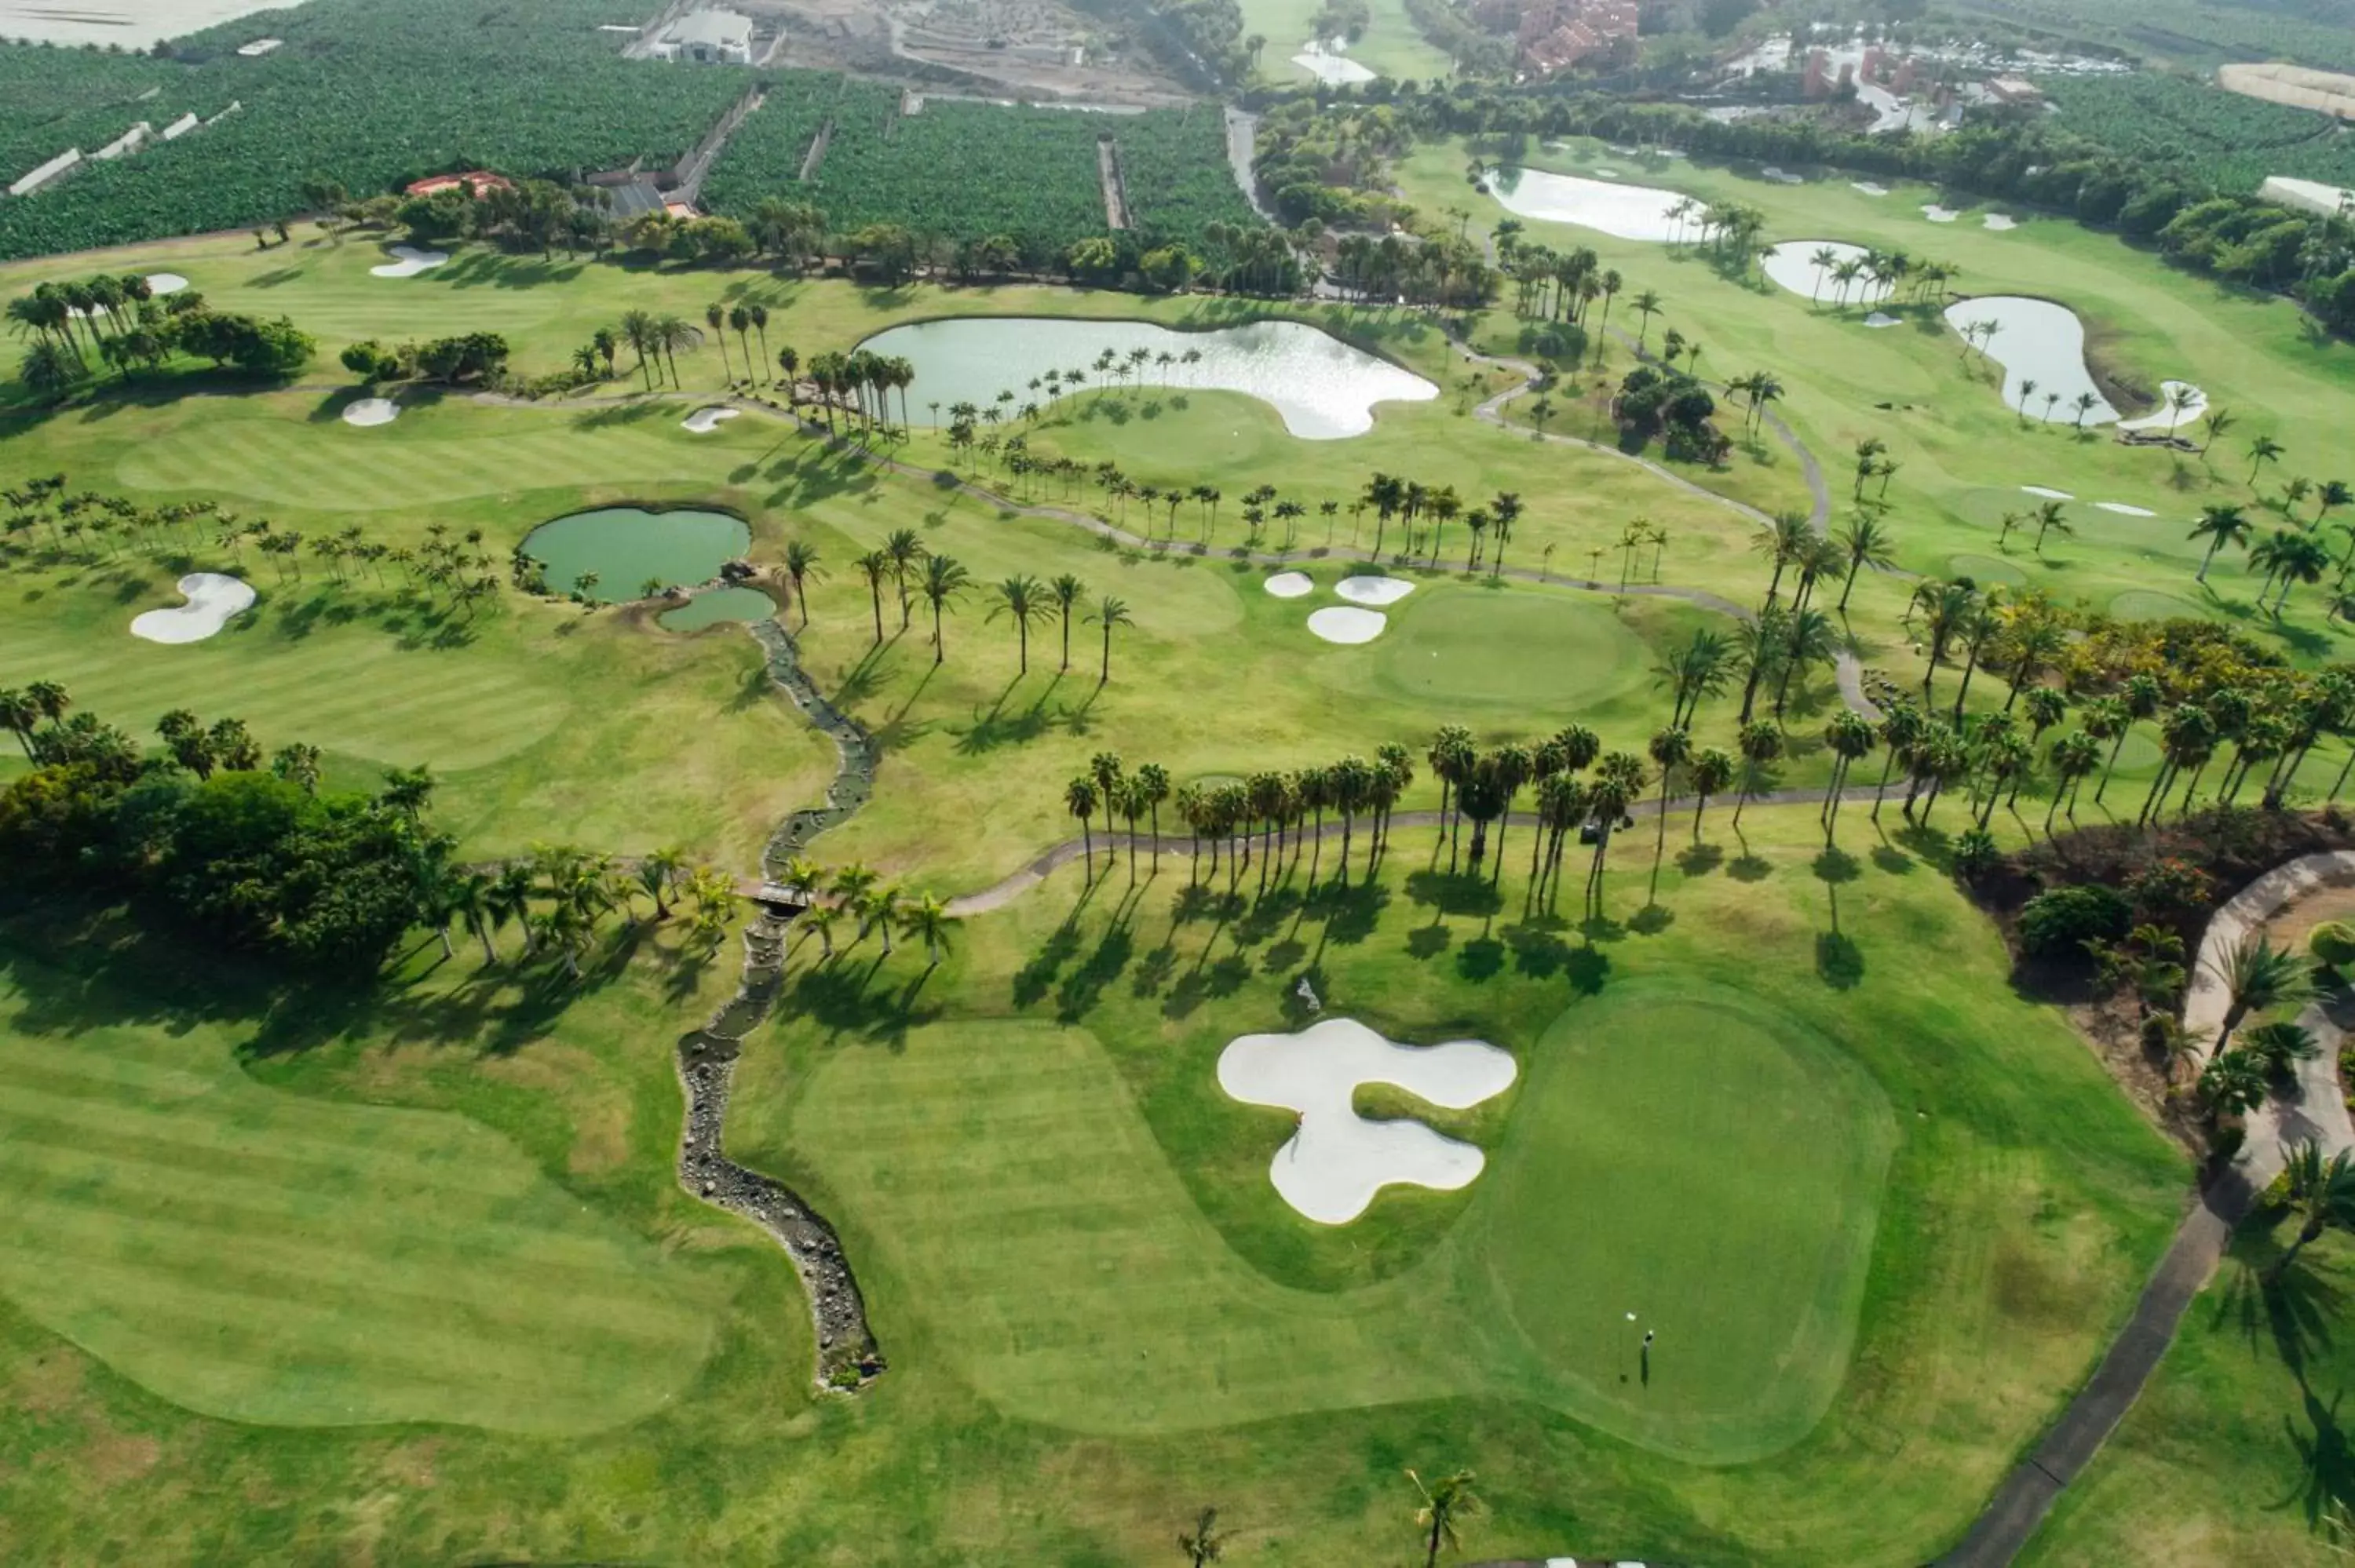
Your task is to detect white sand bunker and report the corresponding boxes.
[1308,607,1387,644]
[1760,164,1804,184]
[1291,37,1375,84]
[1983,213,2018,231]
[1922,204,1960,223]
[2119,380,2209,433]
[1263,570,1313,598]
[130,572,255,644]
[145,272,188,295]
[1218,1018,1517,1224]
[1334,574,1415,606]
[370,245,449,279]
[341,397,399,427]
[1852,181,1889,196]
[1863,312,1901,328]
[681,406,739,434]
[2097,501,2157,516]
[2023,485,2074,500]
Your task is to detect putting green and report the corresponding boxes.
[0,954,719,1433]
[1370,586,1657,710]
[1473,982,1894,1460]
[2109,589,2210,622]
[790,986,1890,1459]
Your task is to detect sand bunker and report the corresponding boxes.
[1863,312,1901,328]
[341,397,398,427]
[145,272,188,295]
[1486,166,1688,242]
[1922,204,1960,223]
[1852,181,1889,196]
[1760,164,1804,184]
[1308,607,1387,644]
[1291,38,1375,83]
[1334,574,1415,607]
[681,407,740,433]
[1762,240,1893,304]
[2118,380,2209,434]
[1983,213,2018,231]
[1263,571,1314,598]
[2023,485,2074,500]
[1218,1018,1517,1224]
[370,245,449,279]
[2096,501,2157,517]
[130,572,254,644]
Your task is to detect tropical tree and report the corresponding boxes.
[2267,1140,2355,1282]
[1050,573,1085,670]
[1834,513,1895,614]
[1821,709,1876,845]
[921,553,969,663]
[1088,595,1134,683]
[2046,730,2102,829]
[899,893,957,967]
[1686,746,1735,843]
[1645,725,1692,892]
[1066,777,1100,876]
[1408,1469,1480,1568]
[781,539,822,627]
[2248,433,2287,489]
[990,573,1046,673]
[2211,932,2313,1054]
[1730,719,1784,834]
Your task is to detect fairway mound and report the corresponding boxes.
[1308,607,1386,644]
[1217,1018,1516,1224]
[371,244,449,278]
[1334,574,1415,606]
[2119,381,2208,433]
[341,396,399,427]
[681,407,739,434]
[1263,570,1313,598]
[2096,501,2157,517]
[130,572,254,644]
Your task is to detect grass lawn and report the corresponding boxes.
[1237,0,1456,83]
[2022,1227,2355,1566]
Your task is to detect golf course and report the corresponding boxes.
[8,106,2355,1565]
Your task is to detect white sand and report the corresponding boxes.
[1218,1018,1517,1224]
[1946,296,2120,426]
[145,272,189,295]
[1291,37,1375,84]
[1922,204,1960,222]
[130,572,254,644]
[1760,164,1804,184]
[1334,574,1415,606]
[1863,312,1901,328]
[1591,167,1619,177]
[1983,213,2018,231]
[2023,485,2074,499]
[1308,607,1387,644]
[370,245,449,279]
[1851,181,1889,196]
[341,397,399,428]
[2096,501,2157,516]
[681,407,740,434]
[1263,571,1314,598]
[2118,379,2209,433]
[1761,239,1893,304]
[1487,166,1689,242]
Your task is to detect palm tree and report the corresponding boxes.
[885,527,925,628]
[1178,1506,1225,1567]
[619,308,659,388]
[1821,709,1876,845]
[899,893,957,968]
[2248,433,2287,489]
[853,549,890,643]
[2267,1140,2355,1281]
[1088,595,1133,684]
[2211,932,2313,1053]
[1834,512,1895,614]
[729,304,754,382]
[1066,776,1100,875]
[639,845,688,919]
[989,574,1046,673]
[655,314,694,388]
[1645,725,1692,893]
[2046,730,2102,830]
[1135,761,1170,858]
[1730,719,1784,835]
[782,540,823,628]
[1687,746,1735,842]
[1408,1469,1480,1568]
[921,553,969,664]
[706,303,732,381]
[1630,289,1663,349]
[1049,574,1085,670]
[800,902,842,959]
[747,303,772,383]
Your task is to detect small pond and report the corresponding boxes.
[853,316,1437,439]
[1485,166,1689,242]
[520,506,750,602]
[1761,240,1893,305]
[659,586,776,632]
[1941,296,2119,426]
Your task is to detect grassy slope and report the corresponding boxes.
[1397,137,2355,671]
[723,804,2184,1562]
[1238,0,1456,82]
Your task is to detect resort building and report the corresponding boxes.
[654,8,754,64]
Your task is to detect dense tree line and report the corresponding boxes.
[5,272,312,401]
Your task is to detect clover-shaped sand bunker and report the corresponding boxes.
[130,572,254,644]
[1218,1018,1517,1224]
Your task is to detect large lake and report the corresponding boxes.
[854,317,1437,439]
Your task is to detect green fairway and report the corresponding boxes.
[1237,0,1455,82]
[1367,584,1672,713]
[0,944,720,1434]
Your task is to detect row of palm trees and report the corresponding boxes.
[1798,242,1962,310]
[422,843,742,979]
[2186,495,2355,621]
[4,272,173,373]
[767,856,957,967]
[1063,747,1416,888]
[842,527,1134,676]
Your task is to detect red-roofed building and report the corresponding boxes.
[1503,0,1638,75]
[403,171,513,199]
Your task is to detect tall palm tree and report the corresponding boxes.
[1686,746,1735,843]
[920,553,970,664]
[747,303,772,383]
[2189,503,2253,584]
[1731,719,1784,834]
[898,893,957,968]
[1088,595,1133,684]
[2046,730,2102,830]
[655,314,694,388]
[729,304,754,382]
[1066,777,1099,874]
[619,308,659,388]
[2268,1140,2355,1281]
[989,574,1046,673]
[782,540,823,628]
[1645,725,1692,892]
[1050,574,1085,670]
[885,527,925,627]
[2247,433,2287,489]
[855,549,890,643]
[1408,1470,1479,1568]
[1822,709,1876,845]
[1833,513,1895,614]
[1630,289,1663,349]
[706,303,732,381]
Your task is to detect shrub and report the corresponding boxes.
[2311,919,2355,972]
[2017,883,2132,958]
[1952,827,2001,881]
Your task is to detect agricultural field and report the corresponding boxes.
[1953,0,2355,75]
[2039,71,2355,194]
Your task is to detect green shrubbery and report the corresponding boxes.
[2017,883,2132,958]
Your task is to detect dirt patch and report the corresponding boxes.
[2262,882,2355,954]
[742,0,1192,107]
[8,1347,85,1414]
[480,1045,633,1176]
[377,1438,441,1490]
[2065,997,2204,1153]
[82,1430,161,1483]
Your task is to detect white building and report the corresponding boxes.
[657,8,754,64]
[2261,176,2355,218]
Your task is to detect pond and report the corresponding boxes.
[853,316,1437,439]
[659,586,776,632]
[520,507,750,602]
[1485,166,1689,242]
[1761,240,1893,305]
[1942,296,2119,425]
